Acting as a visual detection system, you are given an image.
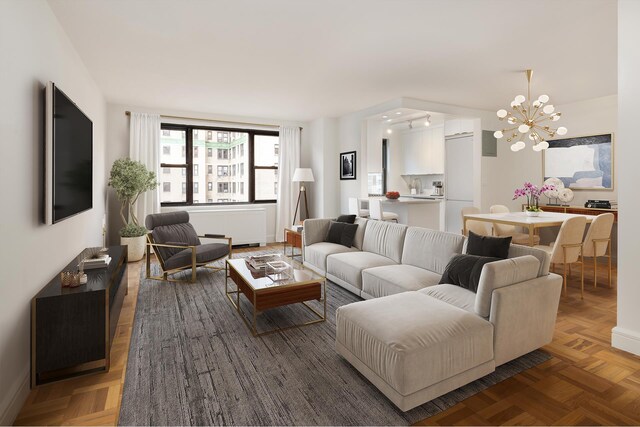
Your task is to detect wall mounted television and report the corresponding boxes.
[45,82,93,224]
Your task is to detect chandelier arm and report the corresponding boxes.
[529,104,542,122]
[500,126,519,133]
[512,106,528,122]
[532,124,557,136]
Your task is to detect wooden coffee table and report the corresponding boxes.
[225,256,326,336]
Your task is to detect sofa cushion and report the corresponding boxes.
[439,254,501,293]
[164,242,229,270]
[326,221,359,247]
[352,217,368,250]
[304,242,356,273]
[362,264,442,298]
[362,220,408,263]
[401,227,465,275]
[475,255,541,318]
[152,222,201,262]
[327,251,396,290]
[508,245,550,277]
[418,284,476,313]
[466,231,512,259]
[336,214,357,224]
[336,292,494,396]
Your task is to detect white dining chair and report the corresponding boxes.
[460,206,490,236]
[534,216,587,298]
[369,199,399,222]
[582,213,615,289]
[489,204,541,246]
[349,197,370,218]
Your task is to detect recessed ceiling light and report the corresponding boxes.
[395,112,402,115]
[382,115,388,119]
[386,119,392,122]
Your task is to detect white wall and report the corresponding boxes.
[105,103,308,244]
[481,95,618,212]
[0,1,107,423]
[305,118,339,218]
[613,0,640,356]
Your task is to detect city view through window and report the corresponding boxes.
[160,127,279,205]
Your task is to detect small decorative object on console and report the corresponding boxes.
[558,188,574,206]
[60,271,84,288]
[543,177,564,205]
[585,199,611,209]
[385,191,400,200]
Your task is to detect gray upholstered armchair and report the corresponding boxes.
[145,211,232,282]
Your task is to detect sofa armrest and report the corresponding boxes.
[489,273,562,366]
[302,218,331,247]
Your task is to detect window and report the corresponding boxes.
[163,146,171,155]
[368,138,388,196]
[163,182,171,192]
[160,124,278,205]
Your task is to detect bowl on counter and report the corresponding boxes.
[385,191,400,200]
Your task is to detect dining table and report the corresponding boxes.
[463,211,599,246]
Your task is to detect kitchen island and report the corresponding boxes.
[380,197,444,231]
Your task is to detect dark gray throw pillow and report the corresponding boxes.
[336,214,357,224]
[439,254,501,293]
[326,221,358,247]
[466,231,512,259]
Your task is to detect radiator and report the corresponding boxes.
[186,208,267,246]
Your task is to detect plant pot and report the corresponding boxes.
[525,210,541,217]
[121,235,146,262]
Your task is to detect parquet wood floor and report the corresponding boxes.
[14,252,640,426]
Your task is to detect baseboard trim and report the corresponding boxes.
[0,371,30,426]
[612,326,640,356]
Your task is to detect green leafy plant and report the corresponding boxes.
[108,158,158,233]
[119,223,148,238]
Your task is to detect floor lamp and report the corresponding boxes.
[292,168,315,225]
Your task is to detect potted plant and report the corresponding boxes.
[513,182,555,217]
[108,158,158,261]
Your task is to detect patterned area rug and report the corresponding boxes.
[119,250,551,425]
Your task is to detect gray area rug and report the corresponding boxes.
[119,250,551,426]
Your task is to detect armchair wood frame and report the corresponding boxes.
[146,234,233,283]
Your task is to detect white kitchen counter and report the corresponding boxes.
[375,197,444,230]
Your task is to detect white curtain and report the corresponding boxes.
[275,126,301,241]
[129,112,161,226]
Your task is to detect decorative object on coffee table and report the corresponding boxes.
[340,151,356,180]
[108,157,159,262]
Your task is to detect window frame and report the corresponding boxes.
[160,123,279,206]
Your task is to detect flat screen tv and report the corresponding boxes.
[45,82,93,224]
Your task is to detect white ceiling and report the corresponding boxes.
[47,0,617,122]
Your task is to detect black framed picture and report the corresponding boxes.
[340,151,356,180]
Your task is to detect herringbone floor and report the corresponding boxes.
[14,251,640,426]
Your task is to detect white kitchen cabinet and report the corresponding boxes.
[444,119,474,137]
[400,126,444,175]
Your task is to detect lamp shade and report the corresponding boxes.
[292,168,315,182]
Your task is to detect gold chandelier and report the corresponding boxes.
[494,69,567,152]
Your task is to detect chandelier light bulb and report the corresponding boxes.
[532,100,541,108]
[510,143,520,152]
[510,101,517,107]
[528,133,536,140]
[518,124,530,133]
[538,94,550,103]
[539,141,550,150]
[532,144,543,152]
[551,114,560,121]
[514,95,526,104]
[507,117,517,124]
[543,104,555,114]
[497,109,507,118]
[494,130,504,139]
[556,126,568,135]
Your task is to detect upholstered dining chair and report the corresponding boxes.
[489,204,541,246]
[348,197,370,218]
[369,199,399,222]
[582,213,615,289]
[460,206,490,236]
[534,216,587,298]
[145,211,232,283]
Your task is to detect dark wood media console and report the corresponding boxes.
[31,246,128,386]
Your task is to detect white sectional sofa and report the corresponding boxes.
[303,217,562,411]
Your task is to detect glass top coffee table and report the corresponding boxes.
[225,255,326,336]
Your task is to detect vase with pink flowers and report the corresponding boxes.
[513,182,555,217]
